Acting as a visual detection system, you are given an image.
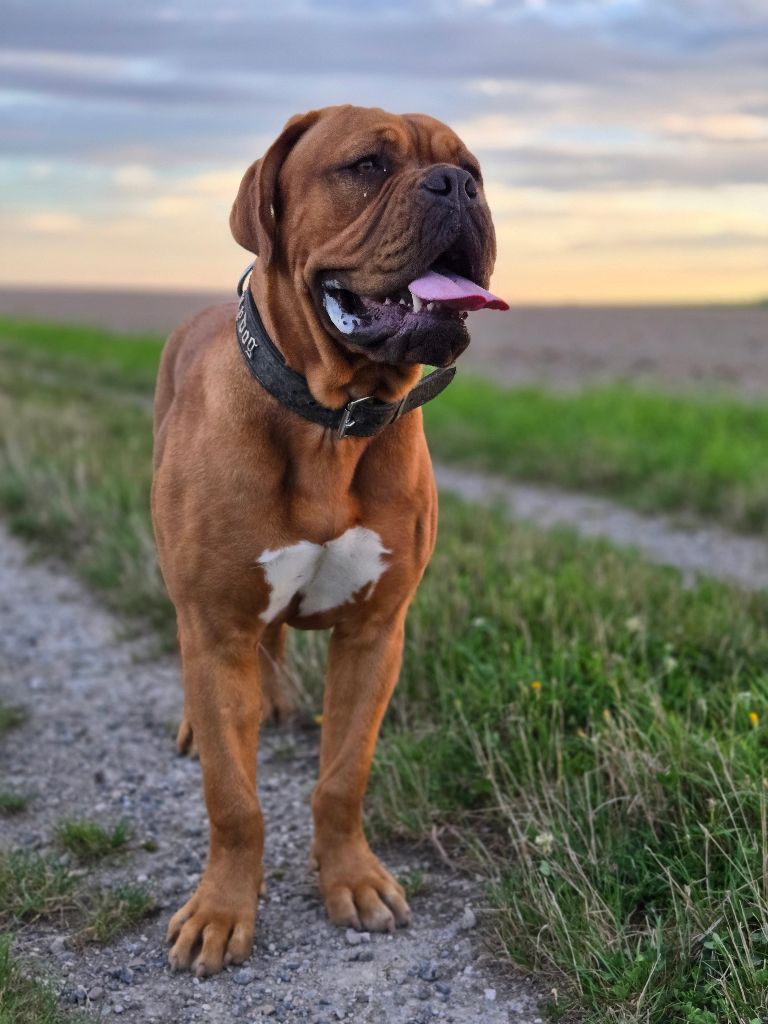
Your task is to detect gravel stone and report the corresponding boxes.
[417,960,441,982]
[459,906,477,931]
[346,948,374,963]
[0,523,542,1023]
[110,967,134,985]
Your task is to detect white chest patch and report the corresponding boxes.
[257,527,390,622]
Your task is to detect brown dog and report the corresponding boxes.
[151,104,505,977]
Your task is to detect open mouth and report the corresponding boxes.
[320,267,508,337]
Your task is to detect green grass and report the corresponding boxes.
[56,820,130,863]
[5,316,768,536]
[0,852,78,927]
[0,319,170,641]
[398,868,428,901]
[0,316,161,394]
[0,848,153,946]
[0,934,90,1024]
[79,885,154,945]
[425,375,768,532]
[0,705,28,735]
[0,792,30,816]
[3,316,768,1020]
[373,498,768,1023]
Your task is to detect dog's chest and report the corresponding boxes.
[256,526,390,622]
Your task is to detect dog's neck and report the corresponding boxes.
[249,262,422,410]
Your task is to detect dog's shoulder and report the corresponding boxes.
[153,301,238,461]
[166,302,237,383]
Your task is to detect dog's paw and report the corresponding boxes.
[175,717,198,758]
[167,884,257,977]
[316,843,411,933]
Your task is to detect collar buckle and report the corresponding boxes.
[337,395,373,439]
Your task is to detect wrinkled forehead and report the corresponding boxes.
[286,107,472,171]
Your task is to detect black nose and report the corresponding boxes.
[421,165,478,203]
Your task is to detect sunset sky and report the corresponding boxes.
[1,0,766,303]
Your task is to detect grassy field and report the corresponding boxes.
[424,374,768,533]
[4,315,768,533]
[2,317,768,1022]
[379,502,768,1023]
[0,318,168,639]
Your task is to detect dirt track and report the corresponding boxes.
[465,303,768,394]
[436,464,768,591]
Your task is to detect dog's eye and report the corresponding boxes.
[351,155,386,175]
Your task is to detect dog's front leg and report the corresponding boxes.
[312,608,412,933]
[167,619,265,976]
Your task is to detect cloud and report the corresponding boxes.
[569,231,768,251]
[1,0,766,299]
[24,211,82,233]
[481,141,768,190]
[113,165,155,189]
[659,113,768,142]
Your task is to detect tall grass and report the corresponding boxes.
[374,499,768,1023]
[0,334,169,639]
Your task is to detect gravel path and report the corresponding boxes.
[0,523,542,1024]
[435,464,768,591]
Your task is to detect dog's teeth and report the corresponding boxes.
[426,302,434,312]
[383,297,391,305]
[411,294,423,313]
[325,279,342,290]
[399,298,407,306]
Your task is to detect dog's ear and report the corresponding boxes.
[230,110,322,266]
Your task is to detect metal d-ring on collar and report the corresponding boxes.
[234,263,457,439]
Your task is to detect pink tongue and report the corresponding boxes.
[408,270,509,311]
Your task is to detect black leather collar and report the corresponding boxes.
[235,263,456,439]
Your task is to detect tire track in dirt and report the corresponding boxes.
[435,463,768,591]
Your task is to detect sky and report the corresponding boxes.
[1,0,767,304]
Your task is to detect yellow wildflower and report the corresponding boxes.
[749,711,759,728]
[531,681,542,692]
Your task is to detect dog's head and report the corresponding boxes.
[230,105,504,369]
